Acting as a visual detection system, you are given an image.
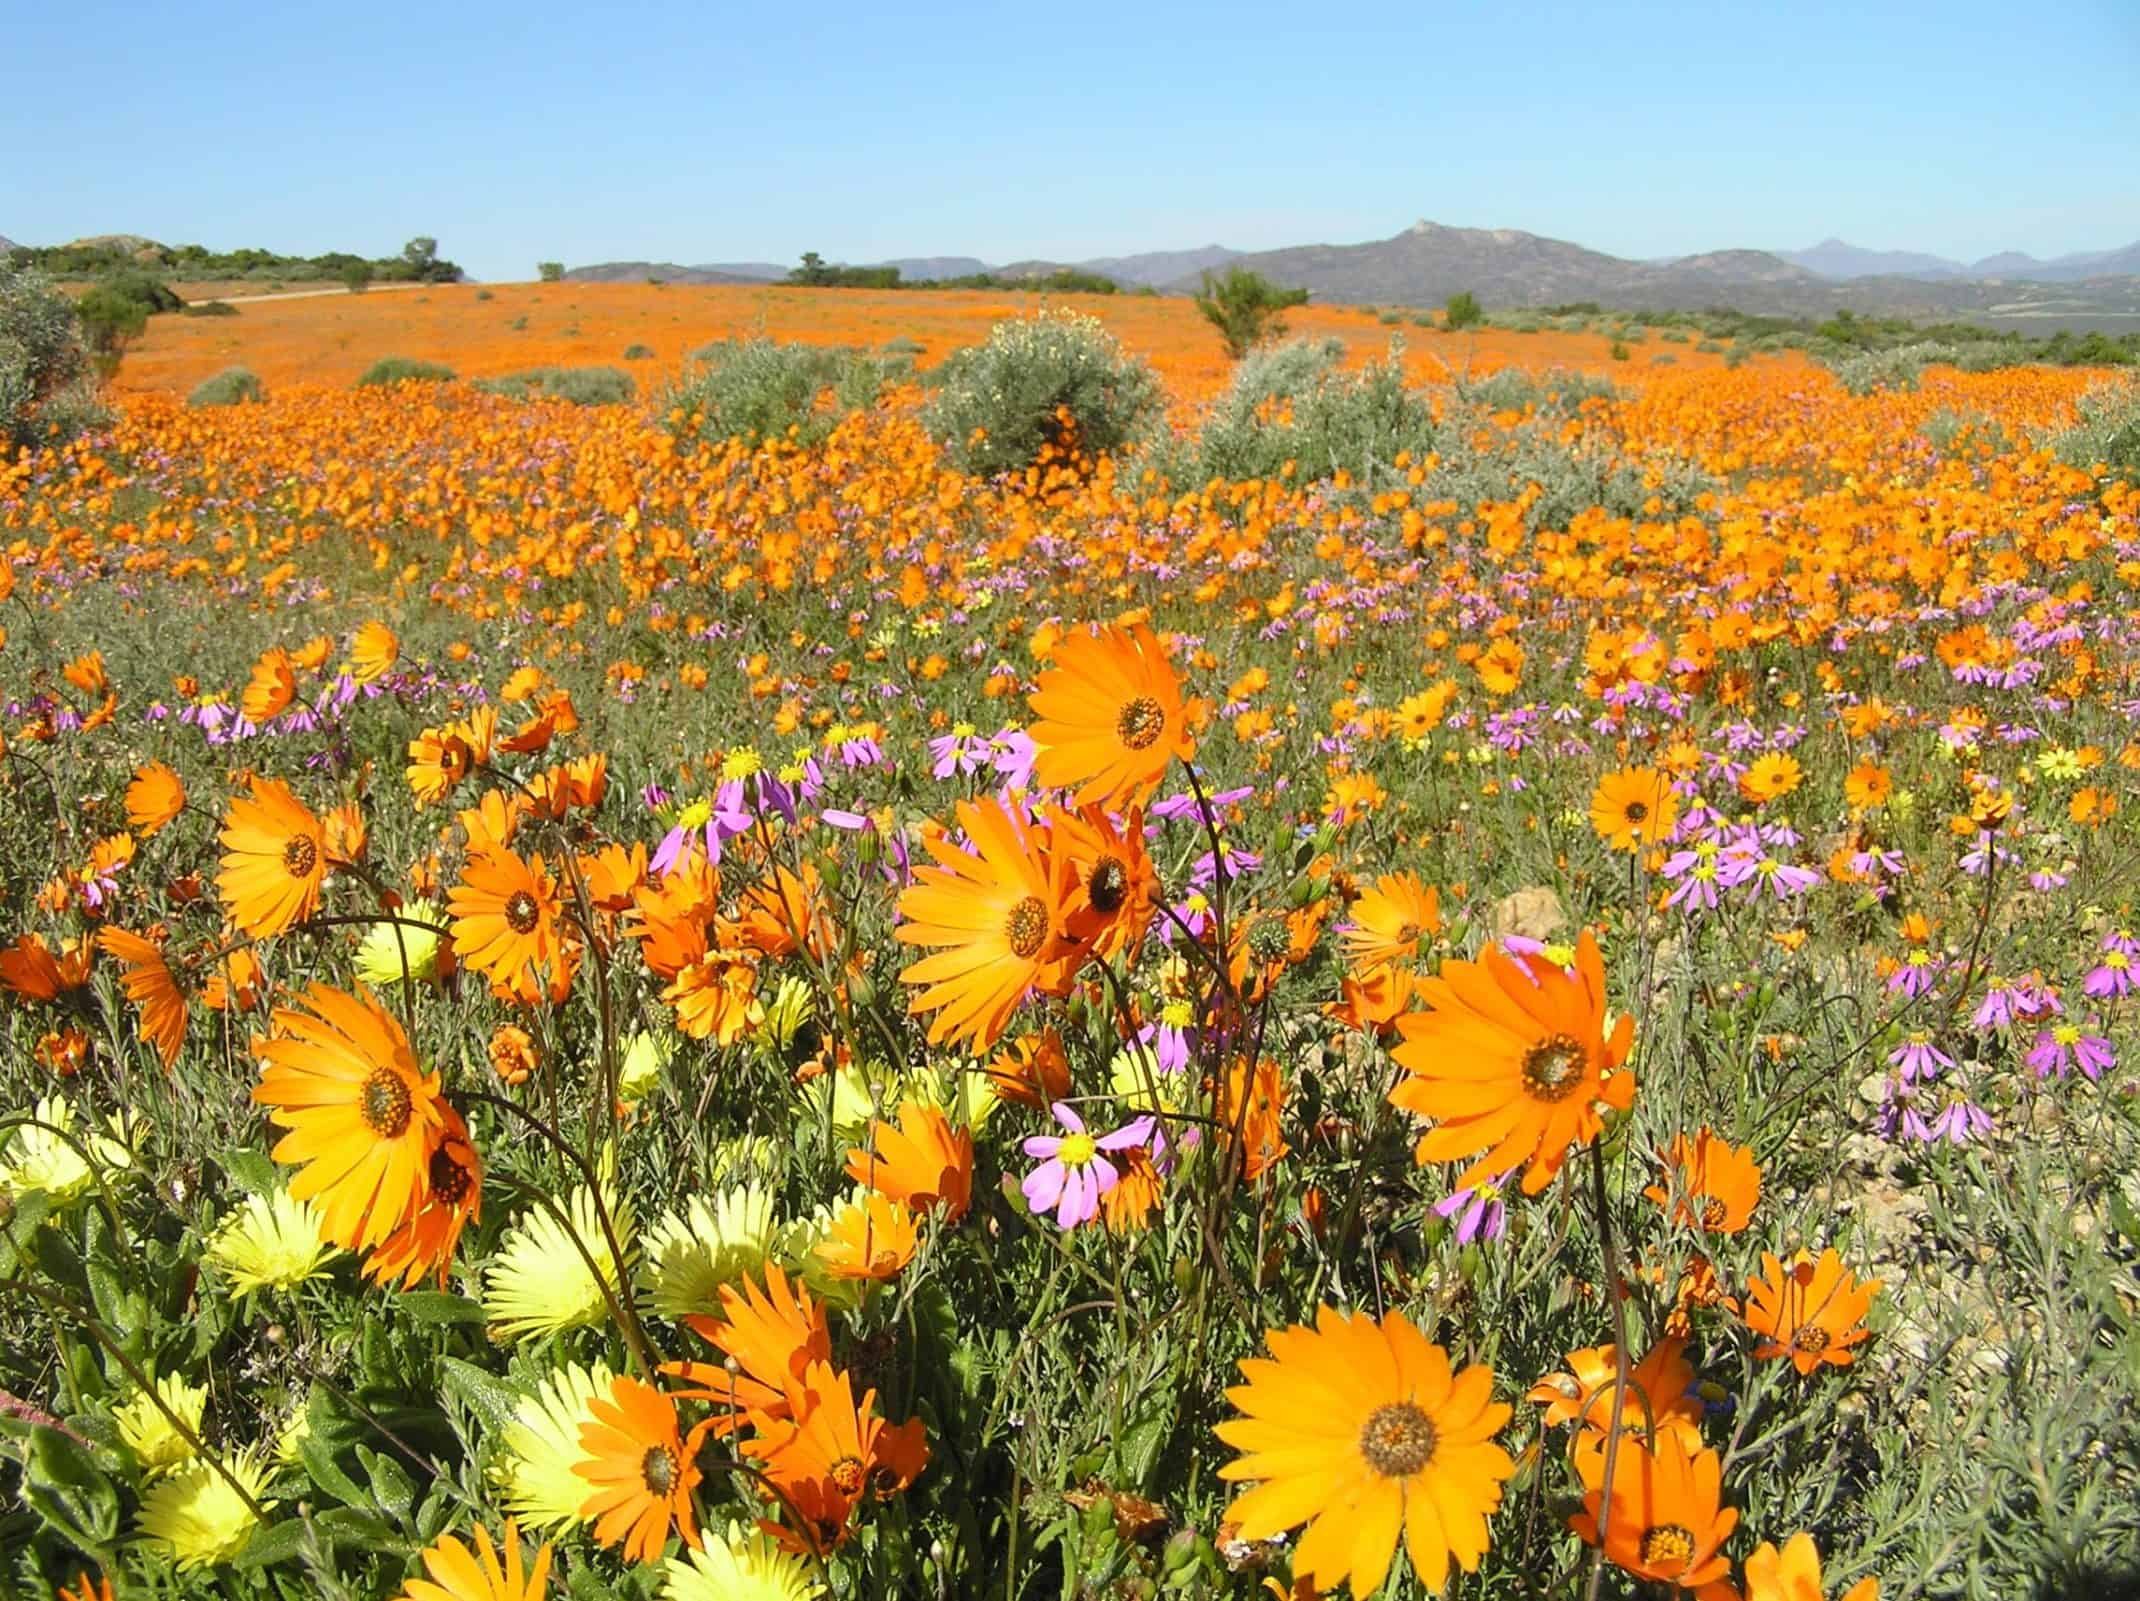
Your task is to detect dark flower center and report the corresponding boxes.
[1700,1195,1728,1228]
[504,889,541,934]
[428,1144,475,1204]
[1520,1034,1588,1102]
[1623,800,1649,824]
[1794,1326,1831,1354]
[1089,857,1130,915]
[359,1069,413,1138]
[1004,896,1050,959]
[1358,1401,1439,1478]
[1116,696,1165,750]
[1640,1524,1696,1570]
[282,834,319,877]
[640,1444,678,1496]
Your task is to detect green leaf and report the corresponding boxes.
[2108,1184,2140,1246]
[1118,1412,1170,1490]
[439,1357,525,1435]
[312,1506,408,1550]
[235,1517,313,1570]
[395,1290,487,1326]
[221,1149,282,1196]
[22,1424,119,1550]
[359,1445,416,1525]
[298,1431,372,1511]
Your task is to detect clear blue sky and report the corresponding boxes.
[10,0,2137,282]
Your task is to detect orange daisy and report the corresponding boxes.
[1027,622,1195,808]
[396,1519,551,1601]
[1525,1336,1702,1442]
[894,797,1075,1051]
[251,983,447,1251]
[1339,872,1443,972]
[349,621,400,685]
[1745,1531,1881,1601]
[448,846,562,992]
[1744,1249,1881,1374]
[573,1376,710,1564]
[125,762,187,837]
[241,647,297,724]
[813,1193,919,1281]
[95,926,187,1068]
[746,1361,927,1547]
[1044,802,1160,968]
[1217,1305,1513,1598]
[363,1105,483,1290]
[845,1101,974,1223]
[1590,767,1680,852]
[982,1029,1072,1109]
[0,932,93,1001]
[664,1263,831,1429]
[1388,930,1635,1195]
[1569,1427,1737,1593]
[1645,1130,1763,1234]
[218,779,328,938]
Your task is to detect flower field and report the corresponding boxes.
[3,299,2139,1601]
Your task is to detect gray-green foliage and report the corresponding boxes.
[355,358,456,388]
[1,263,104,452]
[922,311,1160,475]
[1455,365,1618,416]
[474,366,636,406]
[1194,337,1437,485]
[664,338,906,449]
[187,367,265,408]
[2049,379,2140,482]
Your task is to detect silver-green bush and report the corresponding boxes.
[355,357,456,388]
[1,263,104,451]
[922,311,1161,476]
[2049,378,2140,482]
[475,366,636,406]
[1195,337,1437,486]
[187,367,265,408]
[665,339,903,449]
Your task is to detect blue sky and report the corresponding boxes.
[11,0,2137,282]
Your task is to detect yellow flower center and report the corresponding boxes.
[641,1444,679,1496]
[721,748,763,782]
[504,889,542,934]
[1057,1132,1097,1168]
[1004,896,1050,959]
[359,1069,413,1138]
[1358,1401,1439,1478]
[1520,1033,1588,1102]
[282,834,318,878]
[1640,1524,1696,1570]
[1116,695,1166,750]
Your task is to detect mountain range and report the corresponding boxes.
[560,222,2140,331]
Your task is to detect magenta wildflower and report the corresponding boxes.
[1021,1103,1153,1230]
[2027,1022,2115,1081]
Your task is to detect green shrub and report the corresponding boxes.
[474,289,494,302]
[1609,341,1631,361]
[1193,336,1438,488]
[1444,290,1484,330]
[187,367,265,408]
[1378,311,1403,326]
[508,317,529,332]
[74,284,148,378]
[1458,367,1618,415]
[95,270,184,316]
[622,344,655,361]
[666,339,900,448]
[342,261,374,293]
[1,263,103,451]
[1193,267,1311,360]
[538,261,565,283]
[181,300,238,318]
[355,357,455,387]
[1823,344,1939,396]
[922,311,1161,475]
[2049,379,2140,482]
[475,366,636,405]
[882,336,925,357]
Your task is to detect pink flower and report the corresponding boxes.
[1021,1102,1153,1231]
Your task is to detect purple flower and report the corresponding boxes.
[1888,1032,1953,1084]
[1021,1102,1152,1230]
[1435,1172,1511,1244]
[2084,949,2136,999]
[2027,1023,2115,1081]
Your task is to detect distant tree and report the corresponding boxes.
[791,252,832,287]
[1444,290,1484,330]
[342,261,374,293]
[403,237,438,274]
[538,261,565,283]
[1194,266,1310,360]
[75,284,148,379]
